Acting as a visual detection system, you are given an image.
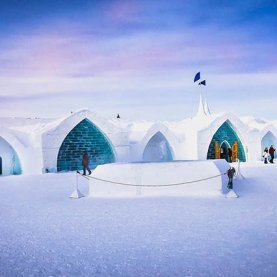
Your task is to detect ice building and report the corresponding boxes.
[1,96,277,176]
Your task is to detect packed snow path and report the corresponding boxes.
[0,163,277,276]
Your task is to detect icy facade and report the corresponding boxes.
[1,101,277,175]
[0,136,21,175]
[57,119,115,171]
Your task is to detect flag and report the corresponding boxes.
[199,80,206,86]
[194,72,200,82]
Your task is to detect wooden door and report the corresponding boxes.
[232,141,238,162]
[215,141,220,159]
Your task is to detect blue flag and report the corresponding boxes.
[199,80,206,86]
[194,72,200,82]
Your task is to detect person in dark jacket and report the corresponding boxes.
[227,148,232,163]
[82,150,91,175]
[269,145,275,163]
[220,147,227,161]
[227,167,236,189]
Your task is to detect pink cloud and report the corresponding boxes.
[1,22,276,80]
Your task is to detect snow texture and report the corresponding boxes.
[0,162,277,276]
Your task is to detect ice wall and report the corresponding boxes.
[89,160,230,197]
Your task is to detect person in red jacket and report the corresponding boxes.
[82,150,91,175]
[269,145,275,164]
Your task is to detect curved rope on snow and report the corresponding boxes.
[77,171,228,187]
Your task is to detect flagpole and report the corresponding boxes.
[194,72,205,116]
[199,78,209,115]
[193,71,203,114]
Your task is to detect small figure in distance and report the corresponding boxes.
[263,147,269,164]
[82,150,91,176]
[269,145,275,164]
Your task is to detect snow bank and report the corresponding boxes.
[89,160,230,197]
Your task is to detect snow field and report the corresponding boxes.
[0,162,277,276]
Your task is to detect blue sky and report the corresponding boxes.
[0,0,277,120]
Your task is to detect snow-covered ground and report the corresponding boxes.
[0,162,277,277]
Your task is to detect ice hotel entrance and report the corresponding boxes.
[57,119,115,172]
[207,120,246,162]
[261,131,277,158]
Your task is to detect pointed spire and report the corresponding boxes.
[196,92,207,117]
[203,95,211,115]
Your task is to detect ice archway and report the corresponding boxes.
[142,132,173,162]
[0,136,22,175]
[57,119,115,172]
[261,131,277,158]
[207,120,246,162]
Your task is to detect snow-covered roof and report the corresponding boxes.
[240,116,269,131]
[1,105,277,150]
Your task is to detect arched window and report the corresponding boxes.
[0,137,22,175]
[143,132,173,162]
[261,131,277,158]
[207,120,246,162]
[57,119,115,172]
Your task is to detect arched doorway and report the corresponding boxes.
[0,137,22,175]
[57,119,115,172]
[207,120,246,162]
[220,141,230,161]
[142,132,173,162]
[261,131,277,158]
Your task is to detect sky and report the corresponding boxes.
[0,0,277,121]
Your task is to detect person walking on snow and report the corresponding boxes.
[227,167,236,189]
[263,147,269,164]
[82,150,91,175]
[269,145,275,163]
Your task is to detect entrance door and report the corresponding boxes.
[215,141,220,159]
[220,142,229,161]
[0,156,2,175]
[232,141,238,162]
